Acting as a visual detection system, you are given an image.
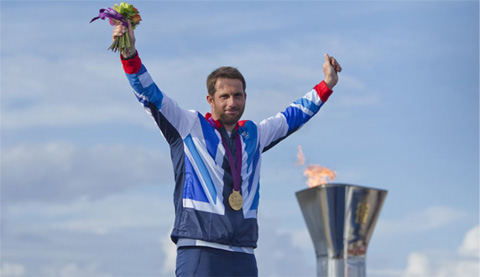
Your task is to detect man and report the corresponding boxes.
[112,22,341,276]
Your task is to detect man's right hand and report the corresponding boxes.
[113,21,136,58]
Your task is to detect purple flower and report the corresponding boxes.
[90,7,126,26]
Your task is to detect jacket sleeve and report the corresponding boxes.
[121,53,197,142]
[258,80,333,152]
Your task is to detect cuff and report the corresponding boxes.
[121,51,142,74]
[314,80,333,103]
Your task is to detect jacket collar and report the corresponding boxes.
[205,113,240,131]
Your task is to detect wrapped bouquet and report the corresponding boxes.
[90,2,141,53]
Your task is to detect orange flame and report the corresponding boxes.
[303,165,337,187]
[296,145,336,187]
[295,145,305,166]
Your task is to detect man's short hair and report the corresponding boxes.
[206,66,246,96]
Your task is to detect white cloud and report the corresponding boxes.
[255,215,316,276]
[1,2,384,131]
[1,52,149,130]
[1,142,172,204]
[144,5,284,38]
[40,263,111,277]
[403,252,431,277]
[161,234,177,276]
[0,262,26,277]
[289,228,314,252]
[1,100,145,130]
[401,225,479,277]
[376,206,468,236]
[2,187,174,276]
[368,268,405,277]
[5,185,174,235]
[459,225,480,258]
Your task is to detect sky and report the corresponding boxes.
[1,0,479,276]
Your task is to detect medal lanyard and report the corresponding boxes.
[221,133,242,192]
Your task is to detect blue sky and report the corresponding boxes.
[1,0,478,276]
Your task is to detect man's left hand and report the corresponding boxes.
[323,54,342,89]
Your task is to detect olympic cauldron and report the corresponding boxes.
[296,183,387,277]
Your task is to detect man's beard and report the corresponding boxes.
[217,107,245,127]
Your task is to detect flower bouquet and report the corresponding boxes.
[90,2,141,53]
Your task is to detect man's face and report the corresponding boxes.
[207,78,246,130]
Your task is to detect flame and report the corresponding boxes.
[303,165,337,187]
[295,145,305,166]
[296,145,336,187]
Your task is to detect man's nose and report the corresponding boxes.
[227,96,237,107]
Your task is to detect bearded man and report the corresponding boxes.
[113,21,341,277]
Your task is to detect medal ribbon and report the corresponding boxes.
[221,133,242,192]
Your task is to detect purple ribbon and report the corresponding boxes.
[206,114,242,192]
[222,134,242,193]
[90,8,126,26]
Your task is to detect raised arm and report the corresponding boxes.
[112,21,198,142]
[258,54,342,152]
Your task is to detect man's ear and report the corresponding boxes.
[206,94,213,107]
[244,92,247,100]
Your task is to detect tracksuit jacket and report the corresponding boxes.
[121,53,333,249]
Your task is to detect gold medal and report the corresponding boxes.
[228,190,243,211]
